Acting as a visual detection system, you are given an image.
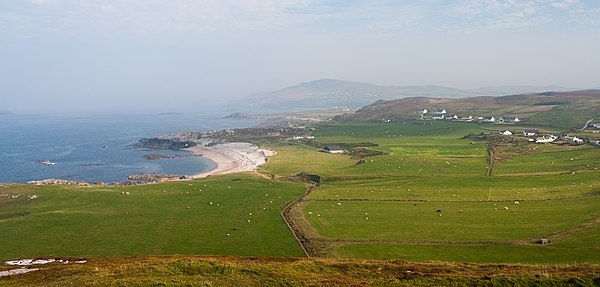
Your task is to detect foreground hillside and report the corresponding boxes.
[2,256,599,286]
[336,90,600,129]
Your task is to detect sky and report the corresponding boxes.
[1,0,600,113]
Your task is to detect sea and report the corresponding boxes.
[0,112,260,183]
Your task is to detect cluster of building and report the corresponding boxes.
[497,129,586,144]
[417,108,521,124]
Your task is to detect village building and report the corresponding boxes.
[523,129,538,136]
[432,114,445,120]
[446,114,458,120]
[498,116,521,124]
[562,135,585,144]
[500,130,513,136]
[433,109,447,115]
[482,116,495,123]
[322,145,345,154]
[535,134,557,143]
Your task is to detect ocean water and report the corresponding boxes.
[0,113,259,183]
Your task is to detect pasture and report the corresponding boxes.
[263,121,600,263]
[0,175,305,261]
[2,120,599,265]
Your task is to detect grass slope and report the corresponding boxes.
[0,175,305,260]
[2,256,599,287]
[262,121,600,262]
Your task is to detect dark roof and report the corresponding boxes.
[324,145,344,151]
[523,129,538,133]
[501,116,518,120]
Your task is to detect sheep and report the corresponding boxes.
[514,201,520,205]
[503,206,509,210]
[435,209,442,213]
[458,210,464,214]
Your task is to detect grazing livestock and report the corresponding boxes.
[435,209,442,213]
[503,206,509,210]
[458,210,464,214]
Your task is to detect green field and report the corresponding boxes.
[262,121,600,263]
[2,120,600,267]
[0,175,305,260]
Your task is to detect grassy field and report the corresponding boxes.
[262,121,600,263]
[2,119,600,283]
[0,174,305,260]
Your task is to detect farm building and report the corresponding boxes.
[432,114,445,120]
[523,129,538,136]
[498,116,521,124]
[418,108,428,114]
[433,109,447,115]
[322,145,345,154]
[536,134,557,143]
[447,114,458,120]
[500,130,513,135]
[563,135,584,144]
[482,116,496,123]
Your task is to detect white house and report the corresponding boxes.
[499,116,521,124]
[500,130,513,136]
[432,114,445,120]
[418,108,428,114]
[563,135,584,144]
[536,134,557,143]
[523,130,538,136]
[322,145,345,154]
[447,114,459,120]
[482,116,496,123]
[433,109,447,115]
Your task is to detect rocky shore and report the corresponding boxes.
[27,179,91,186]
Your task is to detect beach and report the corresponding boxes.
[186,142,275,178]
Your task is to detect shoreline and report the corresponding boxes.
[186,142,276,178]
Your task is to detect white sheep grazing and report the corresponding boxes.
[504,206,509,210]
[514,201,519,205]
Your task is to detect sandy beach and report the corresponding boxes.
[186,142,276,178]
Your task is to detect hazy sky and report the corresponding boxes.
[1,0,600,113]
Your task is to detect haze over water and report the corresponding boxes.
[0,113,258,183]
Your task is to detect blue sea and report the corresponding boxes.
[0,113,259,183]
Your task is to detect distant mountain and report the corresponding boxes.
[335,90,600,130]
[242,79,575,110]
[467,85,570,96]
[243,79,472,110]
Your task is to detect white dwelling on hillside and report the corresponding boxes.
[482,116,496,123]
[523,130,538,136]
[322,145,345,154]
[563,135,584,144]
[433,109,447,115]
[500,130,513,135]
[498,116,521,124]
[536,134,557,143]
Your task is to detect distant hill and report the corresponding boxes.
[242,79,572,110]
[335,90,600,129]
[466,85,570,96]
